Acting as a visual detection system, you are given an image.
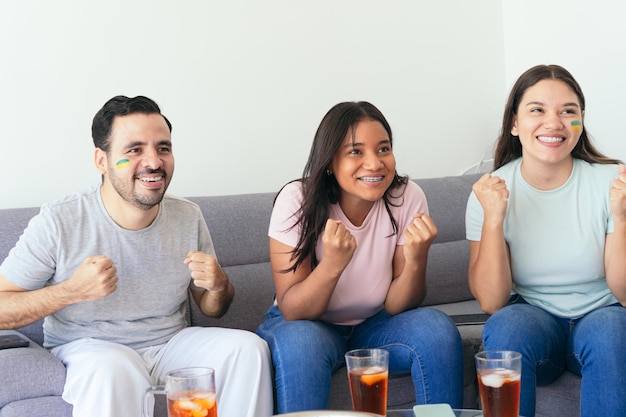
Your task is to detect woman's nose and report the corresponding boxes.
[364,153,383,169]
[544,112,565,130]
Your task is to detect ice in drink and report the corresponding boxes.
[167,390,217,417]
[477,368,520,417]
[348,365,388,416]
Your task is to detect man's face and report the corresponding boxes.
[99,112,174,210]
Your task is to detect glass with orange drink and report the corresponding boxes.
[345,348,389,416]
[475,350,521,417]
[143,367,217,417]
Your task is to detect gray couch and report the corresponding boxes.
[0,174,581,417]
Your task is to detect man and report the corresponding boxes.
[0,95,273,417]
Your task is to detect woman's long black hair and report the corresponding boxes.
[279,101,409,273]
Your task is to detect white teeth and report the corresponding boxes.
[360,176,383,182]
[139,176,162,182]
[537,136,564,143]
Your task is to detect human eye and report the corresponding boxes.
[348,148,361,155]
[561,107,578,116]
[158,141,173,153]
[124,141,144,154]
[529,107,543,113]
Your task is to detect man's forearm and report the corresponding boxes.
[0,285,74,329]
[194,283,234,319]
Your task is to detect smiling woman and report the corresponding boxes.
[329,119,396,226]
[509,78,585,188]
[255,101,464,413]
[465,64,626,417]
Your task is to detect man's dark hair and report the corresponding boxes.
[91,95,172,152]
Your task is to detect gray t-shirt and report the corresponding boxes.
[0,185,215,349]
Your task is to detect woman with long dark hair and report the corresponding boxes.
[257,101,464,413]
[466,64,626,417]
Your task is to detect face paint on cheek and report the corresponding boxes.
[571,120,582,132]
[116,159,131,169]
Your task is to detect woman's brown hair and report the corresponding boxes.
[493,64,622,169]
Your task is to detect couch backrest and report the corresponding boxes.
[186,193,276,332]
[417,174,480,306]
[187,173,481,330]
[0,207,41,266]
[0,206,45,343]
[1,174,480,337]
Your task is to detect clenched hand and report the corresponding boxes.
[65,255,117,302]
[473,173,509,224]
[610,164,626,223]
[321,219,357,273]
[403,213,438,262]
[185,251,228,292]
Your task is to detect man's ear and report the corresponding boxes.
[94,148,108,175]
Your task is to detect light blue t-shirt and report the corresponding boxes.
[466,158,618,318]
[0,185,215,349]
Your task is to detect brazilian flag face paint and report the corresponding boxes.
[571,120,582,132]
[116,159,131,169]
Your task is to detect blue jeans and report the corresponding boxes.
[483,297,626,417]
[256,305,464,413]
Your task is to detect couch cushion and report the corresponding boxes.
[16,321,45,347]
[0,331,66,408]
[0,207,40,264]
[189,263,275,332]
[416,174,480,244]
[536,372,581,417]
[416,174,480,306]
[0,396,72,417]
[422,240,472,306]
[188,193,275,267]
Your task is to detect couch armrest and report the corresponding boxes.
[0,331,66,408]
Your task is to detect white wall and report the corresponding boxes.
[0,0,504,209]
[3,1,624,211]
[502,1,626,162]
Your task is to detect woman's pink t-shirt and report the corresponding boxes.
[269,180,428,325]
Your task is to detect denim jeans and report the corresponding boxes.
[256,305,464,413]
[482,297,626,417]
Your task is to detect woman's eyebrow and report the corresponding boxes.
[343,139,390,148]
[524,100,580,108]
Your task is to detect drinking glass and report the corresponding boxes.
[142,367,217,417]
[475,350,521,417]
[345,348,389,416]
